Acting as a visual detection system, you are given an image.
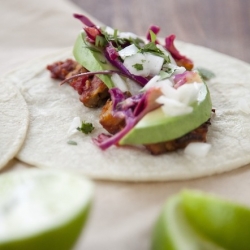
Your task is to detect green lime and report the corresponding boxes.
[182,190,250,250]
[151,194,223,250]
[0,169,93,250]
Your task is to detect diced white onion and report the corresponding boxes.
[123,53,150,76]
[111,73,128,92]
[103,27,140,41]
[239,99,250,114]
[67,117,81,136]
[145,53,164,76]
[104,26,115,35]
[123,53,164,77]
[143,76,174,92]
[177,82,203,105]
[168,63,186,75]
[142,75,161,90]
[118,44,139,60]
[156,96,193,116]
[119,32,139,40]
[125,78,141,95]
[160,83,178,99]
[184,142,211,158]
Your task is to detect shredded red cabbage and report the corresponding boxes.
[60,70,128,86]
[73,13,96,27]
[106,42,119,60]
[173,71,189,88]
[74,14,102,44]
[104,43,148,87]
[109,88,128,110]
[94,87,162,149]
[173,71,197,88]
[165,35,194,70]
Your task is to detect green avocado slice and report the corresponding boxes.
[119,83,212,145]
[73,32,115,88]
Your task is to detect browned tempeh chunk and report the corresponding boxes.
[47,59,110,108]
[144,121,210,155]
[47,59,78,80]
[78,75,110,108]
[99,100,126,134]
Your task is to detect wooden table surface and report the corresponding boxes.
[71,0,250,63]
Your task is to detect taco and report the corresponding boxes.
[47,15,212,155]
[3,14,250,181]
[0,80,28,169]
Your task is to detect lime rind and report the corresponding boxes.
[0,203,91,250]
[182,190,250,250]
[152,194,224,250]
[0,170,93,250]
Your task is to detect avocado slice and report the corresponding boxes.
[119,83,212,145]
[73,32,115,88]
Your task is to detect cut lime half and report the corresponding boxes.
[151,194,224,250]
[182,190,250,250]
[152,190,250,250]
[0,169,94,250]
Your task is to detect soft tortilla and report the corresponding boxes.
[3,42,250,181]
[0,80,29,169]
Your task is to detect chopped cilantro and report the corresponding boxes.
[77,121,95,134]
[149,30,157,43]
[133,63,144,71]
[67,140,77,145]
[141,42,159,52]
[129,37,145,48]
[82,37,102,53]
[95,35,107,47]
[196,67,215,81]
[139,42,170,64]
[113,29,119,44]
[101,27,144,50]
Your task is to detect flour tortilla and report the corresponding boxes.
[3,41,250,181]
[0,80,29,169]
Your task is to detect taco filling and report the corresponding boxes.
[47,14,212,155]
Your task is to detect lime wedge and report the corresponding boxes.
[182,190,250,250]
[151,195,223,250]
[0,170,93,250]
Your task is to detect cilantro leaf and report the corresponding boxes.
[142,42,159,52]
[140,42,170,64]
[149,30,157,43]
[95,35,107,47]
[82,35,102,53]
[67,140,77,145]
[133,63,144,71]
[77,121,95,134]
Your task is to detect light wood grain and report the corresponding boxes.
[70,0,250,63]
